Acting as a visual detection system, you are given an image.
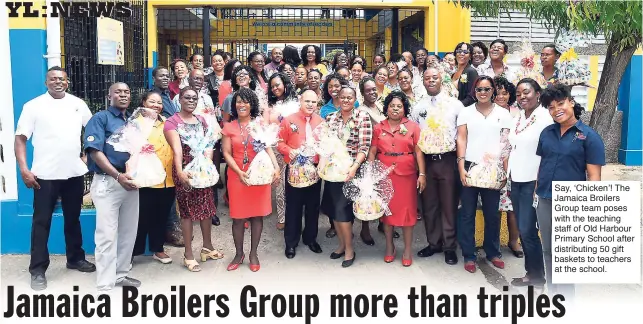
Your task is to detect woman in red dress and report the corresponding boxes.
[368,91,426,267]
[164,87,224,272]
[222,87,280,272]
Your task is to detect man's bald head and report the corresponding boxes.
[108,82,131,110]
[300,90,318,116]
[188,69,205,90]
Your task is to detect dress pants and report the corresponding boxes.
[284,174,322,248]
[537,197,575,299]
[421,153,457,251]
[458,162,501,262]
[29,176,86,275]
[91,174,139,291]
[133,187,176,255]
[512,181,545,281]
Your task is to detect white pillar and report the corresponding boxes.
[44,0,62,68]
[0,9,18,201]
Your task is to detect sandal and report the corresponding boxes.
[183,258,201,272]
[201,247,224,262]
[153,253,172,264]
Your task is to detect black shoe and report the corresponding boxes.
[510,246,524,258]
[360,233,375,246]
[377,222,400,238]
[66,260,96,273]
[444,250,458,265]
[285,247,296,259]
[116,277,141,288]
[330,251,345,259]
[417,246,442,258]
[511,277,545,288]
[31,273,47,291]
[211,215,221,226]
[307,242,323,254]
[342,252,356,268]
[326,228,336,238]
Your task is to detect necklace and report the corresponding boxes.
[515,113,537,135]
[476,103,494,118]
[238,119,251,167]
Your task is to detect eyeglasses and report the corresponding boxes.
[236,71,250,77]
[456,50,470,55]
[182,96,198,101]
[475,87,492,93]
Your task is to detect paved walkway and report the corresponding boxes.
[1,165,641,321]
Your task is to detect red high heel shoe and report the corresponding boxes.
[249,263,260,272]
[227,254,245,271]
[402,257,412,267]
[384,249,396,263]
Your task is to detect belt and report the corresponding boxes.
[94,168,125,176]
[383,152,413,157]
[425,151,455,161]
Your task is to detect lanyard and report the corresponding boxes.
[238,120,250,167]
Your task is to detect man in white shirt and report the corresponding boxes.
[172,69,215,116]
[15,66,96,291]
[411,67,464,265]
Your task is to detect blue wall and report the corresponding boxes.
[2,29,98,254]
[618,54,642,166]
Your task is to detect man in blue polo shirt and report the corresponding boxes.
[535,84,605,299]
[84,82,141,291]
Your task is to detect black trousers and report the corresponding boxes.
[284,171,322,248]
[134,187,176,255]
[29,176,86,275]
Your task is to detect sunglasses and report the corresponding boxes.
[182,96,198,101]
[475,87,492,93]
[456,50,470,55]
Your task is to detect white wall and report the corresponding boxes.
[0,10,17,201]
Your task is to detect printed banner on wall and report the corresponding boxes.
[97,17,124,65]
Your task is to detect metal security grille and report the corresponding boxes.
[61,0,148,196]
[155,7,409,69]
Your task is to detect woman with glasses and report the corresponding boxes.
[456,76,512,274]
[248,52,269,94]
[478,39,515,81]
[331,52,350,74]
[451,42,479,107]
[164,87,224,272]
[264,72,299,231]
[300,45,329,77]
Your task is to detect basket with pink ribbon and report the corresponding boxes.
[107,108,166,188]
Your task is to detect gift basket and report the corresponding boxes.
[107,108,166,188]
[417,107,456,155]
[245,118,280,185]
[287,141,319,188]
[512,37,548,87]
[313,123,354,182]
[465,130,511,190]
[342,160,395,221]
[198,106,223,142]
[176,120,219,188]
[554,29,592,87]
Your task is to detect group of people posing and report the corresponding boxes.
[16,40,605,300]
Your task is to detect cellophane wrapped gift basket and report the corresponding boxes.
[555,28,592,87]
[287,141,319,188]
[107,108,166,187]
[465,131,511,190]
[512,37,548,87]
[342,160,395,221]
[313,123,353,182]
[176,119,220,188]
[246,118,280,186]
[274,100,300,121]
[198,106,223,142]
